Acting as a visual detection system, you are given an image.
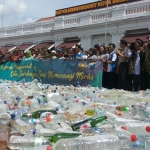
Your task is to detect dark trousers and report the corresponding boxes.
[102,72,107,88]
[140,71,147,90]
[147,72,150,89]
[127,74,133,91]
[118,62,129,90]
[107,72,117,89]
[133,74,140,92]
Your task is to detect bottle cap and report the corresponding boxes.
[4,101,7,104]
[80,124,89,129]
[118,113,122,116]
[46,145,52,150]
[14,106,18,110]
[82,101,86,105]
[130,134,137,142]
[145,126,150,132]
[55,107,59,111]
[123,107,127,111]
[26,100,30,105]
[121,126,127,130]
[86,110,95,116]
[46,117,51,122]
[76,100,79,102]
[11,114,16,119]
[32,129,36,135]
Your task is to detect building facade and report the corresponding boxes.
[0,0,150,50]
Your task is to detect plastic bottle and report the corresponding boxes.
[0,126,10,150]
[53,134,120,150]
[10,106,30,120]
[0,103,9,113]
[121,122,150,137]
[0,113,11,125]
[8,136,51,149]
[11,119,32,134]
[22,109,57,119]
[20,145,52,150]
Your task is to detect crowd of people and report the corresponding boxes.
[0,38,150,91]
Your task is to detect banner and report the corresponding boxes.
[55,0,141,16]
[0,59,103,88]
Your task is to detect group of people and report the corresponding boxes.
[0,38,150,91]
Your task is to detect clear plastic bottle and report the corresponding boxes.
[10,106,30,120]
[0,126,10,150]
[53,134,120,150]
[122,122,150,137]
[0,113,11,125]
[20,145,52,150]
[8,135,51,149]
[11,119,32,134]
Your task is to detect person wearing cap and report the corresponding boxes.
[116,39,129,90]
[24,49,33,60]
[125,39,144,91]
[51,50,57,59]
[56,49,65,59]
[103,43,118,89]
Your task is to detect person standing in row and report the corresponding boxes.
[141,42,150,89]
[103,43,118,89]
[126,39,143,91]
[116,40,129,90]
[99,45,109,88]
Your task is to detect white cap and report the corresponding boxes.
[51,50,56,53]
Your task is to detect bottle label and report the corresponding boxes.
[34,137,43,146]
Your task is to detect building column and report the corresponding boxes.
[54,38,64,48]
[110,31,125,49]
[79,35,93,50]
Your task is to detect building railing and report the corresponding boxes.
[0,0,149,38]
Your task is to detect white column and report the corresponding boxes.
[54,38,64,48]
[110,31,125,49]
[86,35,93,50]
[79,35,93,50]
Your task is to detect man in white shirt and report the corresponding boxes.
[103,43,118,89]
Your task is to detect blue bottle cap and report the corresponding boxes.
[11,114,16,119]
[82,101,86,105]
[114,102,116,105]
[16,96,21,101]
[56,107,59,111]
[54,90,56,93]
[32,129,36,135]
[93,91,95,93]
[4,101,7,104]
[74,96,77,98]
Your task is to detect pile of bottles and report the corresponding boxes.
[0,79,150,150]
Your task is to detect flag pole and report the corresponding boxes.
[104,0,108,47]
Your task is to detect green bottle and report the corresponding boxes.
[90,116,107,127]
[22,109,57,119]
[45,132,81,145]
[71,118,92,131]
[71,116,107,131]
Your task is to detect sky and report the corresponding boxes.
[0,0,95,27]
